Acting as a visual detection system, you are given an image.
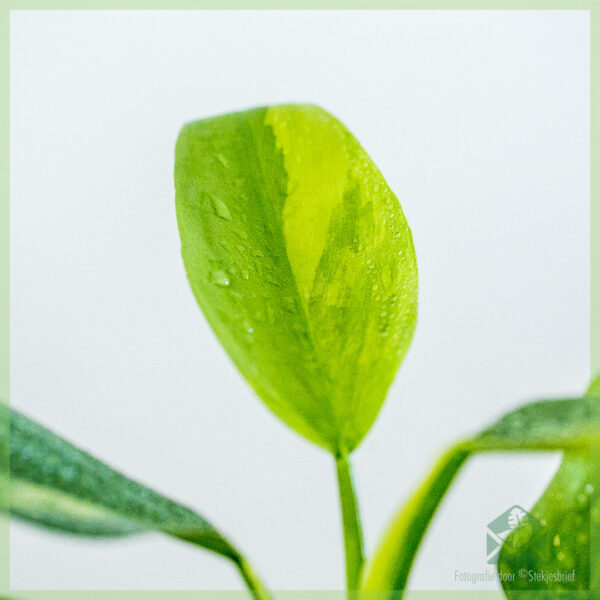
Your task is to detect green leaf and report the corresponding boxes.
[360,392,599,596]
[175,104,418,454]
[2,405,270,599]
[475,397,596,452]
[498,381,600,598]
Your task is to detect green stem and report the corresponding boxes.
[360,443,471,594]
[335,452,365,591]
[235,556,273,600]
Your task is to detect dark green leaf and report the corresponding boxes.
[2,405,270,598]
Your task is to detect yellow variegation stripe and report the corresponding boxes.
[9,478,141,536]
[265,105,351,302]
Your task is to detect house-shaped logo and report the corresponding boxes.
[486,505,547,565]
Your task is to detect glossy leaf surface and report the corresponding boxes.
[175,105,418,454]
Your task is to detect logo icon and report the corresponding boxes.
[486,505,547,564]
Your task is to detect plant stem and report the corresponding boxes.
[235,556,273,600]
[335,452,365,591]
[360,443,471,593]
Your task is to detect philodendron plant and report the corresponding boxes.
[1,104,597,599]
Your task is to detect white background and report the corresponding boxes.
[10,10,590,591]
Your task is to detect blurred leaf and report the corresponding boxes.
[360,391,599,596]
[2,405,270,597]
[175,104,418,454]
[498,380,600,598]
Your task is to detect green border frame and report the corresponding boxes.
[1,3,596,598]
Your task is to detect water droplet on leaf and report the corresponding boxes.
[217,153,229,168]
[211,195,232,220]
[211,270,230,287]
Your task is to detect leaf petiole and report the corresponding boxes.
[335,452,365,591]
[235,557,273,600]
